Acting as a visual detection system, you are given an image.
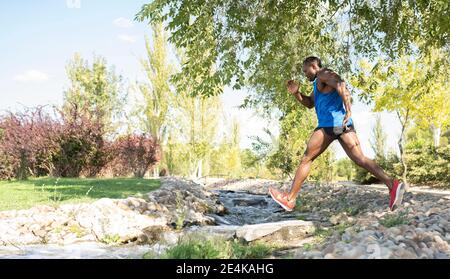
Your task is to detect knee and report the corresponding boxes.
[301,153,315,165]
[353,156,368,167]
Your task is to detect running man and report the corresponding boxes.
[269,56,406,212]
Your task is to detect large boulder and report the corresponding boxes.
[236,220,316,242]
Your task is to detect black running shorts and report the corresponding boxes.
[314,124,356,140]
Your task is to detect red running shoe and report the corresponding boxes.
[268,187,296,212]
[389,179,406,211]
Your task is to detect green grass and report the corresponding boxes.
[0,177,161,211]
[379,211,410,228]
[144,235,276,259]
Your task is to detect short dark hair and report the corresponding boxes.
[303,56,322,68]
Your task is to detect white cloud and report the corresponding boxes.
[66,0,81,9]
[114,17,134,28]
[14,70,49,83]
[117,34,137,43]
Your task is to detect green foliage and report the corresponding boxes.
[370,114,387,160]
[379,212,410,228]
[352,152,400,184]
[137,0,351,101]
[136,0,448,100]
[350,0,449,57]
[266,108,335,181]
[334,158,354,181]
[351,50,449,184]
[63,53,125,132]
[157,234,274,259]
[404,143,450,185]
[134,23,174,144]
[353,120,450,186]
[101,234,122,245]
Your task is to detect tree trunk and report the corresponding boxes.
[396,110,409,188]
[197,159,203,179]
[153,165,160,178]
[432,125,441,147]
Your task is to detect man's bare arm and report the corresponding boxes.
[293,91,314,109]
[286,80,314,109]
[317,69,352,126]
[318,69,352,112]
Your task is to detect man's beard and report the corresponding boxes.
[309,73,317,82]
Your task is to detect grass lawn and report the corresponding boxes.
[0,177,161,211]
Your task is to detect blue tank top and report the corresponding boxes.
[313,78,353,128]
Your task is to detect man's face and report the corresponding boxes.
[302,63,318,81]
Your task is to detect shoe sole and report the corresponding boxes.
[391,182,406,211]
[269,189,294,212]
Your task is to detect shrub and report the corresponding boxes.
[352,152,400,184]
[405,144,450,185]
[51,103,109,178]
[0,104,110,179]
[108,134,160,178]
[0,107,60,179]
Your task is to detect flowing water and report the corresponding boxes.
[0,190,314,258]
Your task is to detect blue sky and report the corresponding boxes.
[0,0,402,160]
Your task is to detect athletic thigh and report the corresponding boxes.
[303,128,335,161]
[338,131,365,161]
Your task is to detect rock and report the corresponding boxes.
[187,225,240,240]
[342,231,353,243]
[330,213,348,225]
[425,208,440,217]
[340,246,365,259]
[34,229,47,238]
[74,198,169,243]
[392,248,418,259]
[232,197,267,207]
[236,220,315,242]
[429,224,445,235]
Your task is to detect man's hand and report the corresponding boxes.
[286,80,300,96]
[343,111,352,130]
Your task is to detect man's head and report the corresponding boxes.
[302,56,322,81]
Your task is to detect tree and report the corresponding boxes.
[136,0,449,99]
[136,0,449,184]
[220,116,242,177]
[351,50,449,184]
[135,23,175,176]
[63,53,125,133]
[181,94,221,178]
[170,51,223,178]
[370,114,387,160]
[412,48,450,147]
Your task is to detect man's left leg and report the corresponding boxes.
[338,130,407,211]
[338,131,393,190]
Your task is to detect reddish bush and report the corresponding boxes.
[0,104,110,179]
[0,106,60,180]
[52,103,110,178]
[108,134,160,178]
[0,103,160,180]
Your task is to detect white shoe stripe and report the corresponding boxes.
[269,190,294,212]
[392,183,405,210]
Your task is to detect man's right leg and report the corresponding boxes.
[287,128,335,201]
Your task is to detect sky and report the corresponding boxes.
[0,0,402,160]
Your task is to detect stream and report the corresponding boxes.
[0,190,315,259]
